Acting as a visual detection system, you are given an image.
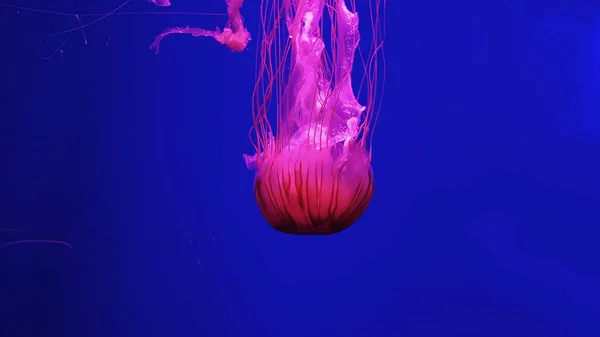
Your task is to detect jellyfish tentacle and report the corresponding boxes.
[150,0,250,53]
[149,26,219,53]
[0,240,72,249]
[147,0,172,7]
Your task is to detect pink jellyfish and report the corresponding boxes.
[150,0,385,234]
[243,0,386,234]
[3,0,385,235]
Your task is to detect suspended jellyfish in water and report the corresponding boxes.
[153,0,387,234]
[4,0,385,234]
[241,0,386,234]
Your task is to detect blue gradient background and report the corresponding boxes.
[1,1,600,336]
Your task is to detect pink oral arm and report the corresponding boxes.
[149,26,222,54]
[148,0,171,7]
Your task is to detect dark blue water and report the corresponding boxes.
[1,1,599,336]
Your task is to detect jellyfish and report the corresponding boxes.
[242,0,385,234]
[3,0,385,234]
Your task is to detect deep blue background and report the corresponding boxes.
[1,1,600,336]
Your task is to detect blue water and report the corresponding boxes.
[1,1,599,336]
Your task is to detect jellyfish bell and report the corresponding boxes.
[244,0,385,234]
[244,141,374,235]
